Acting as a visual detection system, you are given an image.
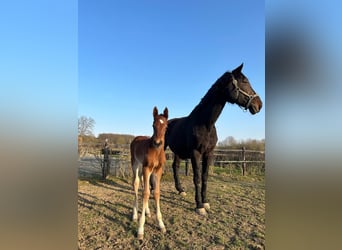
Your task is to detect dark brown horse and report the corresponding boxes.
[165,64,262,215]
[130,107,168,240]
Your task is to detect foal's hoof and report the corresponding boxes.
[203,203,210,211]
[160,227,167,234]
[196,208,207,216]
[179,191,187,196]
[137,233,144,240]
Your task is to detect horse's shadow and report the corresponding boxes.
[91,178,132,193]
[78,190,132,226]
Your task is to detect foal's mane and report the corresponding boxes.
[189,71,232,117]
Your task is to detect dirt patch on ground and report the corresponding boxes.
[78,171,265,249]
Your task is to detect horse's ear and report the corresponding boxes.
[232,63,244,75]
[163,107,168,119]
[153,106,158,117]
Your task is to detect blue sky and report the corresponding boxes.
[79,1,265,142]
[2,2,342,249]
[1,0,77,141]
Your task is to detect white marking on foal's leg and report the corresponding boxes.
[132,167,140,221]
[138,200,146,240]
[155,196,166,233]
[154,169,166,233]
[145,204,151,218]
[157,212,166,233]
[137,172,151,240]
[137,218,145,240]
[132,201,138,221]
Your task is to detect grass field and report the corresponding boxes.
[78,167,265,249]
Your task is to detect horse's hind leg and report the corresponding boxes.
[132,164,140,221]
[172,154,186,196]
[154,166,166,233]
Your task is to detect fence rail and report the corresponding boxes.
[78,143,265,178]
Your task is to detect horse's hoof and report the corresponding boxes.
[137,233,144,240]
[132,216,138,222]
[203,203,210,210]
[196,208,207,216]
[179,191,187,196]
[160,227,166,234]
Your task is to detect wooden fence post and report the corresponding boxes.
[242,146,246,176]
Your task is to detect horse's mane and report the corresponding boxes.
[189,71,231,117]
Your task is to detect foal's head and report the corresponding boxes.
[223,63,263,114]
[152,107,168,148]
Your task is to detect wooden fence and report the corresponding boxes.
[79,143,265,178]
[212,147,265,176]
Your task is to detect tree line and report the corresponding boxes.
[217,136,265,151]
[78,133,134,146]
[78,116,264,150]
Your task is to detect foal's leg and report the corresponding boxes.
[141,173,151,217]
[137,169,151,240]
[201,152,212,211]
[132,163,140,221]
[154,166,166,233]
[191,150,207,216]
[172,154,186,195]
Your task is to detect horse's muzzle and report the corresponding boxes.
[249,96,262,114]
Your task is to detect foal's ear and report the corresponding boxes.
[232,63,244,76]
[163,107,168,120]
[153,106,158,117]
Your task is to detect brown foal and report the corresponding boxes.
[130,106,168,240]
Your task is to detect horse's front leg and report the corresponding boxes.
[191,150,206,216]
[153,166,166,233]
[172,154,186,196]
[137,168,151,240]
[201,152,212,211]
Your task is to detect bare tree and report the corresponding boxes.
[218,136,237,147]
[78,116,95,136]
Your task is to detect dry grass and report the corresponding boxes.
[78,168,265,249]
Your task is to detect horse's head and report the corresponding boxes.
[223,63,262,114]
[152,107,168,148]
